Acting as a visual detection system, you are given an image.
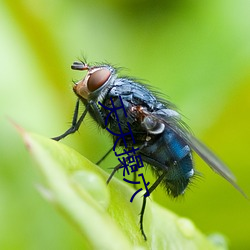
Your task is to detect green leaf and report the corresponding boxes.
[19,127,226,250]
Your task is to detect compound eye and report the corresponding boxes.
[87,68,111,92]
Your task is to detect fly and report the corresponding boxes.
[52,60,247,240]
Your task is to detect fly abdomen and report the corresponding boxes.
[164,129,194,196]
[166,129,191,161]
[140,128,194,197]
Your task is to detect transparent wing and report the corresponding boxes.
[148,110,247,198]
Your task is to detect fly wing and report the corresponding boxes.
[171,123,247,198]
[150,110,247,198]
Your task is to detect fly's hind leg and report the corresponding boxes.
[140,171,167,240]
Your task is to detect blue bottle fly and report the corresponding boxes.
[52,60,246,240]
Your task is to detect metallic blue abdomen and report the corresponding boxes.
[140,128,194,197]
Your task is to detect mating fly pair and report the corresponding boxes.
[52,60,245,240]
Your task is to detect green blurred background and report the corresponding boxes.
[1,0,250,249]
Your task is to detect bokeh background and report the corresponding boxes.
[1,1,250,249]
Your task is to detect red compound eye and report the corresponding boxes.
[87,68,111,92]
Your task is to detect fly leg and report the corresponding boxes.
[107,163,122,184]
[96,146,113,165]
[52,99,89,141]
[140,171,168,240]
[106,143,143,185]
[52,99,106,141]
[106,161,137,188]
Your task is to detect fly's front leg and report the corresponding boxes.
[52,99,89,141]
